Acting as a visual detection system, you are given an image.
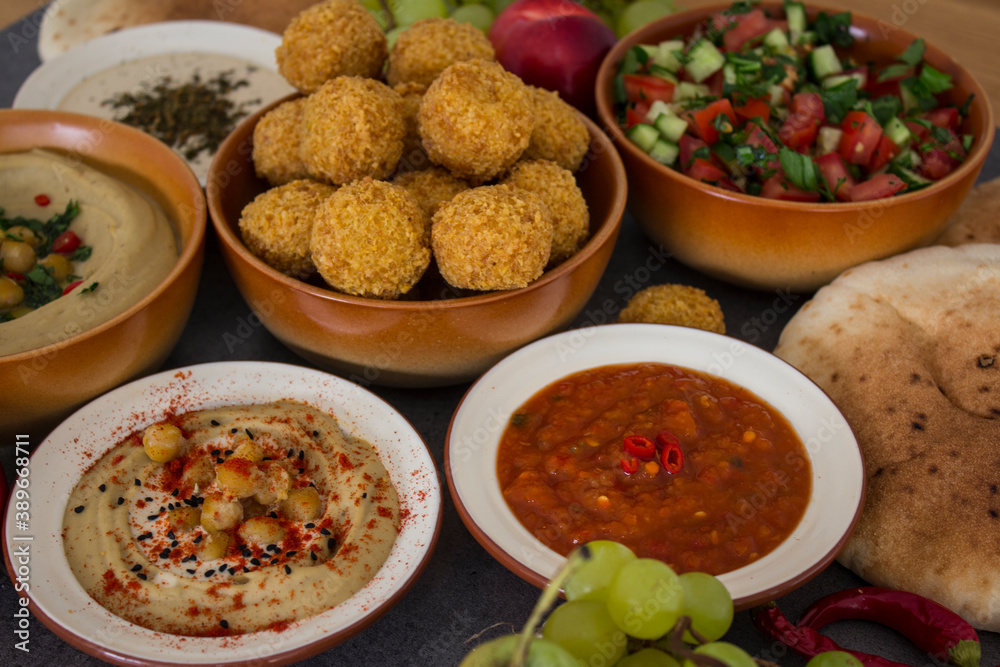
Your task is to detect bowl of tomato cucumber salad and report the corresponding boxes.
[594,1,993,293]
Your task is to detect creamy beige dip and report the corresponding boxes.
[0,149,178,356]
[62,400,401,636]
[57,52,295,182]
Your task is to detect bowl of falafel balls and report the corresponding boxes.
[206,1,627,388]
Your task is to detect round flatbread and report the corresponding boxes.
[774,244,1000,631]
[936,178,1000,247]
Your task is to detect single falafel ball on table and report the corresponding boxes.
[239,179,338,279]
[431,185,553,291]
[618,284,727,334]
[301,77,406,185]
[523,86,591,173]
[501,159,589,267]
[276,0,387,93]
[387,17,496,88]
[418,60,534,184]
[310,178,431,299]
[252,97,310,186]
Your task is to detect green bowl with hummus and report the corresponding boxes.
[0,109,206,443]
[2,361,442,665]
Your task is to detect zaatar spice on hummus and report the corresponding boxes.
[62,400,401,636]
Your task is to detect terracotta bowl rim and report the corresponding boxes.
[594,1,996,212]
[0,109,207,361]
[206,95,629,312]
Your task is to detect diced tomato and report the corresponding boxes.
[710,11,735,34]
[686,158,729,183]
[623,74,676,105]
[838,111,883,165]
[905,120,930,143]
[868,134,901,171]
[625,107,646,130]
[791,92,825,124]
[778,92,825,153]
[918,148,960,180]
[815,153,856,201]
[704,69,726,97]
[687,98,737,145]
[845,173,906,201]
[52,230,82,254]
[723,9,772,52]
[923,107,960,133]
[679,134,709,168]
[760,174,822,202]
[733,96,771,124]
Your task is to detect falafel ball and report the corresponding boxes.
[301,77,406,185]
[252,97,310,186]
[386,17,496,88]
[393,167,470,217]
[418,60,534,184]
[523,86,591,173]
[618,284,726,334]
[239,179,337,279]
[310,178,431,299]
[431,184,553,291]
[501,159,589,266]
[276,0,387,93]
[394,81,432,173]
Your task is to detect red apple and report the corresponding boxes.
[489,0,618,116]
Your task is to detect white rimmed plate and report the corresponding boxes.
[445,323,865,609]
[2,361,442,666]
[16,20,296,185]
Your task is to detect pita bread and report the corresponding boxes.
[936,178,1000,247]
[774,244,1000,631]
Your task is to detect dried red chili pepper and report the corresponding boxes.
[623,434,656,460]
[656,431,684,474]
[620,457,639,475]
[798,587,981,667]
[752,602,909,667]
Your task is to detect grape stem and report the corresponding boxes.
[377,0,396,31]
[663,617,728,667]
[510,545,592,667]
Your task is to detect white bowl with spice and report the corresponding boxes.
[2,361,442,666]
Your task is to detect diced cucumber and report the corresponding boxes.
[963,134,974,152]
[635,44,659,63]
[892,149,921,171]
[785,1,807,43]
[890,164,932,189]
[817,126,844,155]
[795,30,817,46]
[768,84,786,108]
[810,44,843,80]
[685,38,725,83]
[899,80,921,112]
[763,27,790,51]
[648,65,679,83]
[653,39,685,72]
[649,138,680,166]
[645,100,674,123]
[822,71,865,89]
[883,116,912,147]
[626,123,660,153]
[654,113,688,144]
[674,81,711,101]
[723,63,738,86]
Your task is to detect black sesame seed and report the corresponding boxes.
[287,448,294,457]
[327,538,336,550]
[171,540,179,548]
[224,449,234,456]
[266,544,278,553]
[284,565,292,575]
[305,523,315,529]
[211,419,220,426]
[298,450,304,460]
[270,558,279,565]
[320,528,331,536]
[74,505,85,514]
[187,569,197,575]
[131,564,142,572]
[167,503,175,511]
[263,456,272,461]
[134,479,142,487]
[286,551,297,557]
[268,511,278,519]
[245,428,253,440]
[231,428,238,434]
[211,449,221,457]
[250,558,261,566]
[167,531,176,540]
[205,570,216,577]
[99,484,107,493]
[220,620,229,629]
[243,566,250,573]
[160,549,171,559]
[193,534,203,544]
[117,497,125,506]
[137,573,148,580]
[184,555,197,563]
[361,493,367,499]
[145,497,153,503]
[171,489,179,497]
[216,458,225,465]
[311,552,318,561]
[159,506,165,513]
[312,430,319,437]
[137,533,150,542]
[242,548,252,558]
[147,515,160,521]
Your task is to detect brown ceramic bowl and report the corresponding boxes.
[0,110,206,443]
[595,3,994,293]
[206,96,627,388]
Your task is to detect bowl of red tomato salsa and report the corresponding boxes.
[444,323,865,609]
[594,2,994,293]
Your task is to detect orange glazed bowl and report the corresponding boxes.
[206,96,627,388]
[594,3,994,293]
[0,110,206,443]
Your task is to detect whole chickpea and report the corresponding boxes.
[142,423,186,463]
[0,276,24,310]
[0,240,36,274]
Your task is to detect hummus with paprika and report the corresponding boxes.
[0,149,178,356]
[61,400,401,636]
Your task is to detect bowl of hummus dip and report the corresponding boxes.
[2,361,442,665]
[0,109,206,443]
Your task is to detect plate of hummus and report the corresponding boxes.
[14,20,296,185]
[2,361,442,666]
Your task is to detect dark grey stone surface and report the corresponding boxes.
[2,8,999,666]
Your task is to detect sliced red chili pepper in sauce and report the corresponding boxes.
[623,434,656,460]
[620,457,639,475]
[34,193,50,206]
[657,432,684,474]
